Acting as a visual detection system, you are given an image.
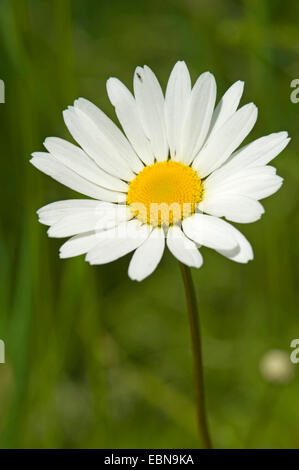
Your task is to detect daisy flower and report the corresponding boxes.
[31,62,290,281]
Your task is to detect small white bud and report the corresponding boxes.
[260,349,294,385]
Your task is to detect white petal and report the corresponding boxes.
[43,137,128,192]
[128,227,165,281]
[192,103,258,177]
[217,132,290,176]
[164,61,191,160]
[63,107,134,181]
[205,166,283,201]
[201,133,288,208]
[178,72,216,165]
[133,65,168,161]
[47,203,131,238]
[60,231,104,259]
[182,214,238,251]
[85,220,151,265]
[107,78,155,166]
[37,199,107,225]
[30,153,126,203]
[216,226,253,264]
[206,80,244,142]
[205,165,275,190]
[199,194,265,223]
[74,98,144,174]
[166,225,203,268]
[232,173,283,200]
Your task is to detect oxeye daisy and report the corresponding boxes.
[31,62,289,282]
[31,62,289,448]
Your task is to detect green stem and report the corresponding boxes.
[179,262,212,449]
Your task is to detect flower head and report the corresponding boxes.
[260,350,294,385]
[31,62,290,281]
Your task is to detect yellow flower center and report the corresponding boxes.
[127,161,203,227]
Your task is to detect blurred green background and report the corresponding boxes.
[0,0,299,449]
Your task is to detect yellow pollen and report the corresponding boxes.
[127,161,203,227]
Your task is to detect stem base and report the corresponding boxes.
[179,262,212,449]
